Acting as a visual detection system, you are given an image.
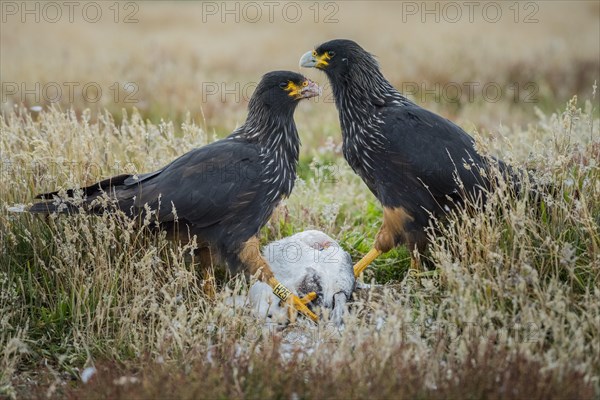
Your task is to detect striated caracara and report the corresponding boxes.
[300,39,514,276]
[29,71,321,321]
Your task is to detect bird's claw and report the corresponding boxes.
[270,278,318,322]
[287,294,319,322]
[299,292,317,304]
[410,256,422,272]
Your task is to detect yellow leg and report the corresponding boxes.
[286,297,297,323]
[299,292,317,304]
[199,247,216,298]
[268,277,318,322]
[410,255,422,272]
[286,292,318,323]
[239,236,318,322]
[201,268,217,299]
[353,248,382,277]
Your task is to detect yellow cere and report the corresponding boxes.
[284,80,311,98]
[315,50,332,68]
[284,81,308,97]
[284,81,301,98]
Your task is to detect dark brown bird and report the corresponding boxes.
[30,71,321,321]
[300,39,513,276]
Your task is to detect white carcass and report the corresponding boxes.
[249,230,355,325]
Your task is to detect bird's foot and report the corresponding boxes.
[299,292,318,304]
[409,249,422,273]
[353,248,382,277]
[268,277,318,322]
[410,257,422,272]
[286,292,318,323]
[201,269,217,299]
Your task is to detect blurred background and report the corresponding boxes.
[2,4,599,398]
[1,1,599,141]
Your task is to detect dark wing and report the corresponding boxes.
[374,105,493,210]
[35,174,132,199]
[31,139,264,228]
[114,139,263,228]
[123,168,165,186]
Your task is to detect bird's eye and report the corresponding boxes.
[279,82,288,89]
[327,51,335,58]
[312,50,317,57]
[302,81,308,87]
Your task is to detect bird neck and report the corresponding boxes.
[332,66,411,112]
[236,108,299,154]
[331,66,411,149]
[231,110,300,197]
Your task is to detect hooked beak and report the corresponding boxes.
[300,50,329,69]
[299,79,321,99]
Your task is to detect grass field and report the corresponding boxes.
[1,1,599,398]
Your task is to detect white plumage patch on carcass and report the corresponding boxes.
[249,230,355,325]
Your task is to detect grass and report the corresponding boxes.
[1,2,599,398]
[1,94,599,399]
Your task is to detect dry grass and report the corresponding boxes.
[1,96,598,399]
[64,339,594,400]
[1,1,599,399]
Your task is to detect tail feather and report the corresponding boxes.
[35,174,131,200]
[30,174,133,214]
[28,200,82,214]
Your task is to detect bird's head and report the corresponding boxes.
[299,39,378,79]
[250,71,321,112]
[299,40,407,108]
